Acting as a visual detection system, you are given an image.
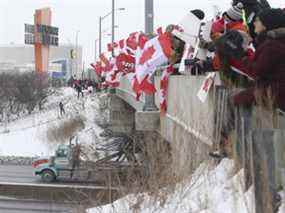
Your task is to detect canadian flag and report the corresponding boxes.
[90,61,103,77]
[197,72,216,103]
[119,39,125,50]
[124,32,148,56]
[104,58,121,88]
[115,53,135,74]
[124,72,155,101]
[105,70,122,88]
[160,65,175,113]
[100,53,113,73]
[134,32,173,95]
[107,42,118,52]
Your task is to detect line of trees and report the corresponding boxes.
[0,70,53,122]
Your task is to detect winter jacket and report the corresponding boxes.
[211,19,248,71]
[233,28,285,110]
[211,18,247,42]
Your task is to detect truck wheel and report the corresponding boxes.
[41,170,56,182]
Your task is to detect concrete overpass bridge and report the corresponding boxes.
[108,73,216,174]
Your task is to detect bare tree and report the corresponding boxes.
[0,70,53,120]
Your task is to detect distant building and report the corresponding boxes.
[0,44,82,80]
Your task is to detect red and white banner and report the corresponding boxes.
[160,65,175,113]
[135,32,172,85]
[115,52,135,74]
[90,61,103,77]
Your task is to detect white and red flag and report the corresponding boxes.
[160,65,175,113]
[90,61,103,77]
[104,57,121,88]
[99,53,114,73]
[197,72,216,103]
[116,53,135,75]
[134,32,173,96]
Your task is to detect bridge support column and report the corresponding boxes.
[109,94,135,134]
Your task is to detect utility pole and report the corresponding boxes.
[99,6,124,56]
[111,0,115,57]
[94,39,98,62]
[143,0,157,111]
[75,30,79,78]
[99,16,102,56]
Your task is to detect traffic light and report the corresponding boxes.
[70,49,76,59]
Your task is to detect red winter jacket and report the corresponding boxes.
[233,28,285,110]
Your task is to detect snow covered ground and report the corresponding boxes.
[0,87,103,157]
[88,159,285,213]
[1,87,284,213]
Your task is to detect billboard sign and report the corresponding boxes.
[25,24,35,34]
[24,23,59,46]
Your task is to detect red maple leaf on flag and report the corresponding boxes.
[139,46,155,65]
[126,33,138,50]
[138,34,148,49]
[116,53,135,73]
[202,78,213,92]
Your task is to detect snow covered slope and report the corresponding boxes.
[88,160,254,213]
[0,87,103,157]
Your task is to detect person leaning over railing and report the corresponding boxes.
[192,3,250,86]
[231,8,285,112]
[209,8,285,159]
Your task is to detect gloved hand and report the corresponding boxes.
[184,58,214,75]
[199,38,216,52]
[190,60,205,75]
[184,59,205,75]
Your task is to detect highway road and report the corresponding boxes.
[0,164,104,184]
[0,165,36,183]
[0,197,78,213]
[0,165,122,212]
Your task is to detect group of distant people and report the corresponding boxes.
[67,76,100,99]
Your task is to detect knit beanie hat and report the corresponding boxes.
[190,9,205,20]
[257,8,285,31]
[224,2,244,21]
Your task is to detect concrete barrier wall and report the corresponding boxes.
[155,75,214,175]
[154,75,214,146]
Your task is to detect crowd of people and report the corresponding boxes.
[179,1,285,160]
[67,76,101,98]
[87,1,284,160]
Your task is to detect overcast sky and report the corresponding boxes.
[0,0,284,65]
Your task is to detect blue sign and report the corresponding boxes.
[51,72,65,79]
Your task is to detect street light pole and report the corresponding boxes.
[143,0,157,111]
[145,0,154,36]
[111,0,115,57]
[99,7,124,56]
[94,39,99,62]
[75,30,79,78]
[99,16,102,56]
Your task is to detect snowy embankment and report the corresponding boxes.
[0,87,103,157]
[88,159,285,213]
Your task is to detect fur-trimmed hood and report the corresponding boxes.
[267,27,285,39]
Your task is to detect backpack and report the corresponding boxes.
[215,30,245,60]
